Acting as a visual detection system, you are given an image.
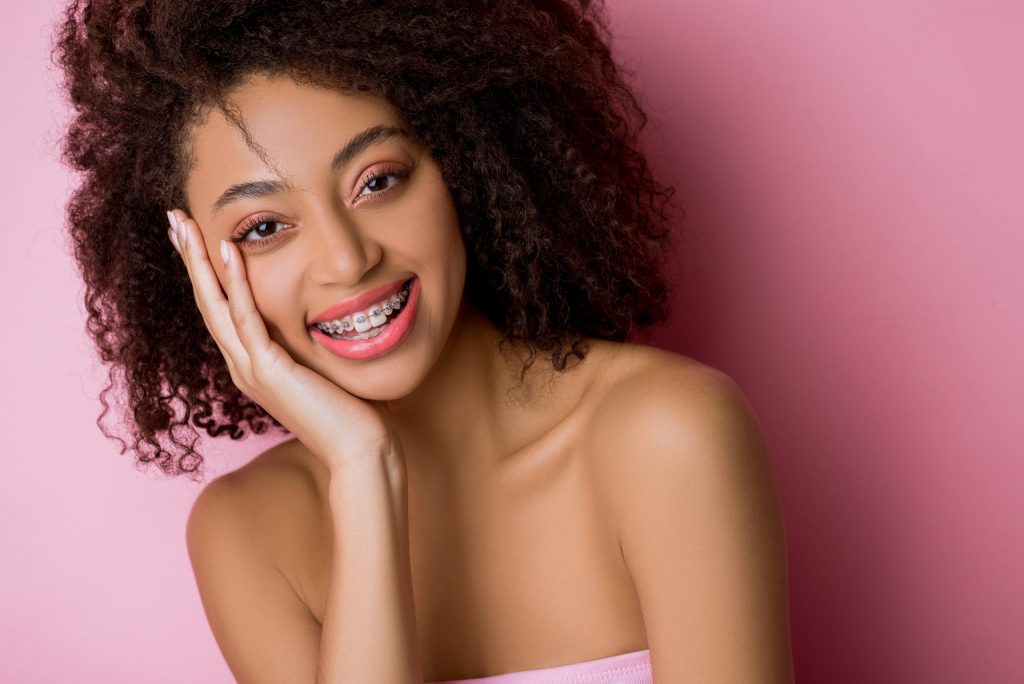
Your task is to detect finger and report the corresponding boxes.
[166,215,244,385]
[168,209,250,366]
[167,225,181,256]
[217,237,275,357]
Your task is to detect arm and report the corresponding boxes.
[186,471,322,683]
[173,211,423,682]
[591,361,795,682]
[317,453,423,683]
[185,450,423,683]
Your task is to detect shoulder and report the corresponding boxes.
[186,438,324,564]
[580,342,793,679]
[581,341,777,532]
[582,341,762,467]
[184,439,325,681]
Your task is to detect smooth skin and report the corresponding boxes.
[177,73,794,683]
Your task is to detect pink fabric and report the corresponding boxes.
[426,648,652,683]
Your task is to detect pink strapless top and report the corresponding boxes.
[426,648,652,683]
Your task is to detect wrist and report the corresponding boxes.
[326,446,406,494]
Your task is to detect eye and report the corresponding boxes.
[355,164,411,202]
[360,174,396,195]
[229,215,290,248]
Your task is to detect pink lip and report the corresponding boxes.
[309,277,412,325]
[310,275,421,361]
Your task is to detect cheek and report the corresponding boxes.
[439,204,467,290]
[443,234,468,293]
[420,182,466,267]
[244,258,302,340]
[428,210,467,302]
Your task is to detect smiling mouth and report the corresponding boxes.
[311,278,413,341]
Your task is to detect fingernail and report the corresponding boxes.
[165,210,177,231]
[177,216,187,248]
[219,239,230,265]
[168,226,181,254]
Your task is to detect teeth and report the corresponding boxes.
[345,323,389,341]
[368,305,387,327]
[315,281,411,338]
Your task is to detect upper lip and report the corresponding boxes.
[309,277,412,325]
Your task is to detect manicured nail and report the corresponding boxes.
[219,239,230,265]
[177,216,187,248]
[165,210,177,231]
[168,226,181,254]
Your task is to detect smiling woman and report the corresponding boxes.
[53,1,793,682]
[180,79,467,395]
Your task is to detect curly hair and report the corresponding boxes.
[51,0,679,481]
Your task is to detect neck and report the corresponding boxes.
[383,302,577,477]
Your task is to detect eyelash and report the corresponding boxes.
[228,164,412,247]
[355,164,411,201]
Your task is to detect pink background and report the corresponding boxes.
[2,1,1021,681]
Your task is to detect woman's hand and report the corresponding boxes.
[166,209,404,478]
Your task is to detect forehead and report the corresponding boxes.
[183,74,409,209]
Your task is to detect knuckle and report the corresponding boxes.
[249,360,270,386]
[230,307,251,329]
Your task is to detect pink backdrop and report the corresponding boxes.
[2,1,1020,681]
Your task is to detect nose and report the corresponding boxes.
[304,205,383,286]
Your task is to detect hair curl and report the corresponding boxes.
[52,0,679,480]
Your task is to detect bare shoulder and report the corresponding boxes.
[580,340,794,680]
[186,438,325,567]
[581,340,776,525]
[185,439,325,683]
[188,438,331,581]
[582,340,758,452]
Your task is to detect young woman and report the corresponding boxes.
[54,1,793,681]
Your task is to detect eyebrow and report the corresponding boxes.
[210,125,410,215]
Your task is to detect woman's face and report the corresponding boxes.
[182,73,467,400]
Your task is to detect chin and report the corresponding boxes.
[280,277,465,403]
[327,363,427,402]
[311,327,445,402]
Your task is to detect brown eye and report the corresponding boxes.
[355,165,412,201]
[358,172,398,197]
[240,220,283,240]
[230,217,290,248]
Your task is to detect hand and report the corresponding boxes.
[166,209,404,477]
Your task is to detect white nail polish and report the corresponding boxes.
[168,226,181,253]
[220,239,230,264]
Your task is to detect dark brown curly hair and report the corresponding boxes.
[51,0,679,481]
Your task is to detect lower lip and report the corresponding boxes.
[309,277,421,361]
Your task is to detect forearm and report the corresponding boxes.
[316,454,423,683]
